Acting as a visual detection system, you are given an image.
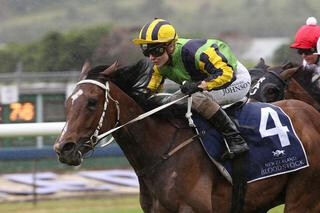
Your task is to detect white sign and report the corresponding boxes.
[1,85,19,104]
[1,170,138,195]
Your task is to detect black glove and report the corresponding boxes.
[180,81,203,95]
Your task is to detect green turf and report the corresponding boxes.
[268,205,284,213]
[0,195,285,213]
[0,195,143,213]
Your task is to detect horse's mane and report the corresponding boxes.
[85,63,186,119]
[86,64,109,79]
[85,64,132,95]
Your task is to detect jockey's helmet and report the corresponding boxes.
[132,18,178,45]
[291,17,320,50]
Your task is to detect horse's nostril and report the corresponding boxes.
[62,142,76,153]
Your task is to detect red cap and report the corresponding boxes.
[291,17,320,49]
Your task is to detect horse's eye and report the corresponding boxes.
[267,88,275,94]
[87,98,98,110]
[267,88,278,94]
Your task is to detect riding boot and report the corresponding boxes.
[208,108,249,160]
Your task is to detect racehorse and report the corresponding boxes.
[54,62,320,213]
[248,59,320,111]
[248,58,271,87]
[248,58,296,103]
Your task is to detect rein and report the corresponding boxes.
[97,93,189,145]
[76,78,192,148]
[76,79,200,176]
[269,68,320,110]
[282,68,320,111]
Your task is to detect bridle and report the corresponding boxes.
[74,79,201,176]
[76,79,120,149]
[267,70,288,99]
[75,79,190,150]
[250,69,288,102]
[269,70,288,86]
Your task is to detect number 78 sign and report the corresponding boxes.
[9,102,35,122]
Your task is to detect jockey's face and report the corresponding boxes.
[297,48,319,65]
[148,50,169,68]
[141,42,174,68]
[303,54,319,65]
[145,43,170,68]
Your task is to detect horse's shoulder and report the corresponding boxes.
[275,98,308,106]
[274,99,319,115]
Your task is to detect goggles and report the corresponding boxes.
[297,48,316,55]
[141,44,166,57]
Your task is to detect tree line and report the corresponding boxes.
[0,0,319,44]
[0,25,116,72]
[0,23,298,73]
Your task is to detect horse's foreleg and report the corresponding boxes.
[139,178,172,213]
[139,178,155,212]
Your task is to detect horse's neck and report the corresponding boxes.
[289,70,320,109]
[114,114,178,174]
[108,83,179,173]
[286,79,320,111]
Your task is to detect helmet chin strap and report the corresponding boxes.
[164,43,175,66]
[166,41,176,54]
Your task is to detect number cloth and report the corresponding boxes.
[194,102,309,183]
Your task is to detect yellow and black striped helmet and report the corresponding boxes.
[133,18,178,45]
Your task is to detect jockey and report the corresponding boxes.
[290,17,320,74]
[132,18,251,159]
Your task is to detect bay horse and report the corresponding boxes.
[54,62,320,213]
[249,59,320,111]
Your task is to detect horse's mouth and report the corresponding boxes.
[56,139,93,166]
[57,151,83,166]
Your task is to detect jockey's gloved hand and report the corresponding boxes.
[180,81,203,95]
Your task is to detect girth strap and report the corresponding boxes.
[137,133,199,177]
[162,134,199,159]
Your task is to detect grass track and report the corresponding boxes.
[0,195,284,213]
[0,195,143,213]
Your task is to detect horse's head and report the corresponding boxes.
[249,61,298,103]
[53,61,119,166]
[249,58,270,86]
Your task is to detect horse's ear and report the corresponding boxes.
[259,58,265,65]
[102,60,119,76]
[79,60,91,80]
[255,58,269,70]
[280,67,299,80]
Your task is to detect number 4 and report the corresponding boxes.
[259,107,290,147]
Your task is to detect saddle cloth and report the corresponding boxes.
[193,102,309,183]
